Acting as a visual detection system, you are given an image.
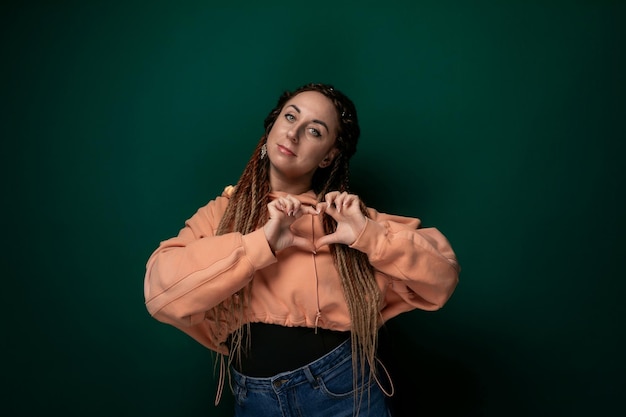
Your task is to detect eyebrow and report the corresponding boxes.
[287,104,329,133]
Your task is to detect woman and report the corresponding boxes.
[144,83,460,416]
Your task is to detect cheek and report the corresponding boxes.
[267,122,285,139]
[266,127,278,142]
[312,147,332,163]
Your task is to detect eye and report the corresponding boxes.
[284,113,296,122]
[308,127,321,137]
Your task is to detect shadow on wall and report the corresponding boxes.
[378,321,485,417]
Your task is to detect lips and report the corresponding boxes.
[277,144,296,156]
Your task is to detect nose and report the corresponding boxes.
[287,125,299,143]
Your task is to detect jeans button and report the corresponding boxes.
[273,379,288,388]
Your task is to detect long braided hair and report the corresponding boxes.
[213,83,381,407]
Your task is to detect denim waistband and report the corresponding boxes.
[231,338,352,392]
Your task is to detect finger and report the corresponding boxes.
[315,233,339,250]
[280,197,293,216]
[291,236,317,254]
[273,198,288,213]
[277,196,296,216]
[286,195,301,216]
[333,192,350,212]
[299,205,320,216]
[336,192,355,213]
[267,200,286,219]
[341,194,358,211]
[324,191,340,209]
[324,191,340,200]
[320,202,339,219]
[315,202,328,214]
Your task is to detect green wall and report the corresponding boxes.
[4,1,624,416]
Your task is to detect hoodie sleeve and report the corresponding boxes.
[144,194,276,331]
[350,209,460,311]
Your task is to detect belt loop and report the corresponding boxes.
[303,366,319,388]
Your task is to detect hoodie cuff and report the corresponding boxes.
[349,218,387,258]
[242,228,277,270]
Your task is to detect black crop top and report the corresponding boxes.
[229,323,350,378]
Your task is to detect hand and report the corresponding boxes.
[263,195,318,253]
[314,192,367,250]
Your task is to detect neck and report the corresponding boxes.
[269,175,312,196]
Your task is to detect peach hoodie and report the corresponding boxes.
[144,186,460,355]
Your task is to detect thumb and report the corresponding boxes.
[291,236,317,254]
[314,233,339,251]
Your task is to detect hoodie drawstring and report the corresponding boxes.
[311,215,322,334]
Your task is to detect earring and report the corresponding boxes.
[260,143,267,160]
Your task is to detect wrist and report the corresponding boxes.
[263,224,277,254]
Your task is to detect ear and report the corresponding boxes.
[319,147,339,168]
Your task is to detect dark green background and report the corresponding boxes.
[3,1,624,416]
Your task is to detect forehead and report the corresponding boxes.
[284,91,338,121]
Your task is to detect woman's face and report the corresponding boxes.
[266,91,340,190]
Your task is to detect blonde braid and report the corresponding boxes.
[212,137,270,369]
[323,190,381,414]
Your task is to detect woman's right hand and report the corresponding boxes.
[263,195,318,254]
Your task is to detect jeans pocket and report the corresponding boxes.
[317,358,373,399]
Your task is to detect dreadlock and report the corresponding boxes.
[212,83,381,412]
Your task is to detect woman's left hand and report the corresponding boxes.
[314,191,367,250]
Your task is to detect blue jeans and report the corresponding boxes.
[231,339,392,416]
